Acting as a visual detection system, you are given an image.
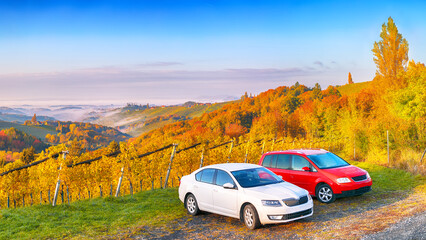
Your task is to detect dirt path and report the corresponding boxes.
[362,212,426,240]
[125,187,426,240]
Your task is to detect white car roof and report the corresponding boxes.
[201,163,261,172]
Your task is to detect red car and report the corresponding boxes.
[258,149,372,203]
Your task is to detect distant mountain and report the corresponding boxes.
[0,107,25,115]
[0,113,56,124]
[89,101,233,137]
[0,104,119,123]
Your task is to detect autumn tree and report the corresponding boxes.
[312,83,322,100]
[225,123,247,139]
[31,114,37,124]
[108,140,120,154]
[372,17,409,89]
[348,72,354,84]
[20,146,35,164]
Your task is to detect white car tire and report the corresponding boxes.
[243,204,261,230]
[185,194,200,216]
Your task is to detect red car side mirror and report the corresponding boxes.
[302,167,311,172]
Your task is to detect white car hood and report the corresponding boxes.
[243,182,307,200]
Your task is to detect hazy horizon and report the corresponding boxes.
[1,1,425,106]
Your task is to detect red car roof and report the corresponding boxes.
[264,149,328,156]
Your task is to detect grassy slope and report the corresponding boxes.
[337,81,371,96]
[0,188,185,240]
[93,101,233,137]
[1,161,424,240]
[0,121,57,141]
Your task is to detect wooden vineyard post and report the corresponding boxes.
[261,140,266,155]
[67,186,70,204]
[7,193,9,208]
[115,167,124,197]
[164,144,178,189]
[227,141,234,163]
[387,130,390,165]
[52,163,62,207]
[53,151,68,206]
[244,140,250,163]
[199,149,205,168]
[271,138,276,151]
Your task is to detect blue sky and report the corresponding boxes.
[0,0,425,105]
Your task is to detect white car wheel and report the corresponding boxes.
[243,204,260,230]
[185,194,200,216]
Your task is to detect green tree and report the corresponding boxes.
[312,83,322,100]
[108,140,120,154]
[20,146,35,164]
[372,17,409,89]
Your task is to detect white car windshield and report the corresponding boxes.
[231,167,283,188]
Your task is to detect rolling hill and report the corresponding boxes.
[337,81,371,96]
[89,101,234,137]
[0,121,57,141]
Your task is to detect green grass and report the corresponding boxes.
[337,81,371,96]
[0,121,57,141]
[0,188,186,240]
[349,160,425,192]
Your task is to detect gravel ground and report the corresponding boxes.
[362,212,426,240]
[126,190,426,240]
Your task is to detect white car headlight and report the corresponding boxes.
[261,200,282,207]
[336,177,351,183]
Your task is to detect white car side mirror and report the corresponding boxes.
[223,182,236,189]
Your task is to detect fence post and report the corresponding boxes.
[67,186,70,204]
[52,163,62,207]
[387,130,390,165]
[261,140,266,154]
[271,138,276,151]
[40,191,42,205]
[199,149,205,168]
[353,134,356,160]
[227,141,234,163]
[115,167,124,197]
[48,189,51,204]
[53,151,67,206]
[420,148,426,164]
[244,140,250,163]
[23,195,25,207]
[110,184,113,196]
[30,193,33,206]
[140,180,143,191]
[151,179,154,190]
[164,144,178,189]
[100,185,103,197]
[7,193,9,208]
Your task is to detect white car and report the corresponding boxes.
[178,163,313,229]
